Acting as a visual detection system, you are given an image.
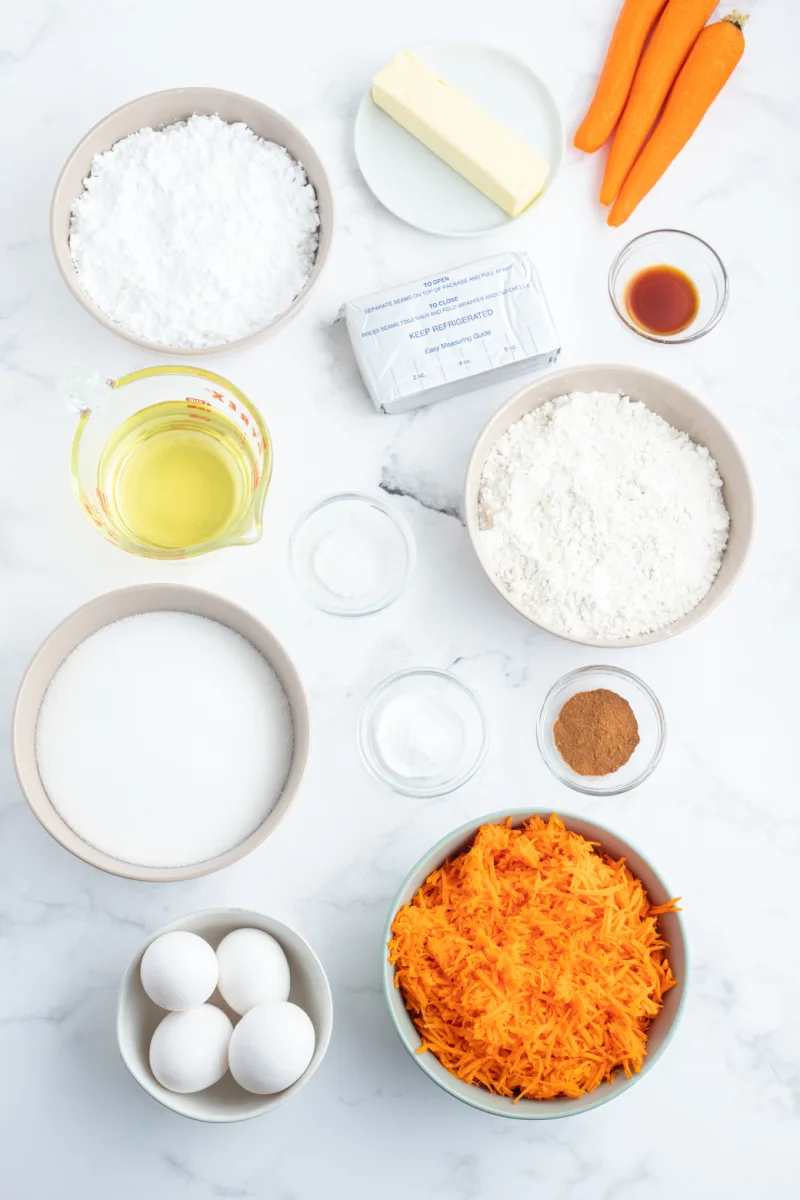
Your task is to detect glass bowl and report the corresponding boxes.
[358,668,488,797]
[290,493,415,616]
[537,666,665,796]
[609,229,728,344]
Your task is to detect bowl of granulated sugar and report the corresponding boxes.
[12,585,310,882]
[51,88,334,353]
[465,363,754,648]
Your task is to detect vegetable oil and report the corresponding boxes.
[97,401,255,551]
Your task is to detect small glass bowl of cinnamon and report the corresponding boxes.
[537,666,665,796]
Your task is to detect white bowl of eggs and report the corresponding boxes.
[117,908,333,1122]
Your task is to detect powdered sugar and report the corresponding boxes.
[478,391,730,639]
[69,114,319,347]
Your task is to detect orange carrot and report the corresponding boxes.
[609,13,747,225]
[389,815,679,1102]
[600,0,718,204]
[575,0,669,153]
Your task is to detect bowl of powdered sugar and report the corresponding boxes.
[51,88,333,352]
[465,364,754,647]
[12,584,310,881]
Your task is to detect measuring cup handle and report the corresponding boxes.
[59,367,116,414]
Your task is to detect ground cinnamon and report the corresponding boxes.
[553,689,639,776]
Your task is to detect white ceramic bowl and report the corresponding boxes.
[12,585,310,882]
[51,87,334,354]
[384,810,687,1119]
[118,908,333,1122]
[464,363,754,647]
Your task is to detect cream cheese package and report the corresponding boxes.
[344,253,560,414]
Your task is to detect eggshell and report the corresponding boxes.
[228,1001,315,1094]
[140,931,219,1011]
[216,928,291,1015]
[149,1004,233,1093]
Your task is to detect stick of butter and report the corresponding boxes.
[371,51,550,218]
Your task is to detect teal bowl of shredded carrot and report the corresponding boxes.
[383,811,686,1119]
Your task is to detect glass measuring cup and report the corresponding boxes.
[69,365,273,559]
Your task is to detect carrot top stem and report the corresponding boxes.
[724,11,749,28]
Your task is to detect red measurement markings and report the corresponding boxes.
[84,502,103,527]
[187,398,213,421]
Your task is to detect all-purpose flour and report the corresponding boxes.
[69,114,319,347]
[478,391,730,639]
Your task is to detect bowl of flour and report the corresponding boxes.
[51,88,334,352]
[465,364,754,647]
[12,584,310,881]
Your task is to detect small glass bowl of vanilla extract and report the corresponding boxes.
[609,229,729,344]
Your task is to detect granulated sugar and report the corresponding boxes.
[69,114,319,347]
[35,612,293,868]
[478,391,730,639]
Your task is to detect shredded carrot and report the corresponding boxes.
[389,815,679,1101]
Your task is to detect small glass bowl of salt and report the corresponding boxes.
[290,493,415,616]
[359,668,488,797]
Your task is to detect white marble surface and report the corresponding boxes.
[1,0,798,1196]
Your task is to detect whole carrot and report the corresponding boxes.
[575,0,669,153]
[608,13,748,225]
[600,0,718,204]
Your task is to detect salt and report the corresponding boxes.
[375,694,465,779]
[69,114,319,348]
[35,612,293,868]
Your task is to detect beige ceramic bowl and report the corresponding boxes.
[118,908,333,1122]
[51,87,334,354]
[12,585,310,882]
[465,363,754,647]
[384,810,687,1119]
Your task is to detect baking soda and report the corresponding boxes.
[311,528,383,599]
[35,612,293,867]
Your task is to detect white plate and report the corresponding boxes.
[354,43,564,238]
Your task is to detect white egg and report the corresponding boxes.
[149,1004,233,1093]
[216,928,291,1015]
[228,1001,315,1094]
[140,931,219,1010]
